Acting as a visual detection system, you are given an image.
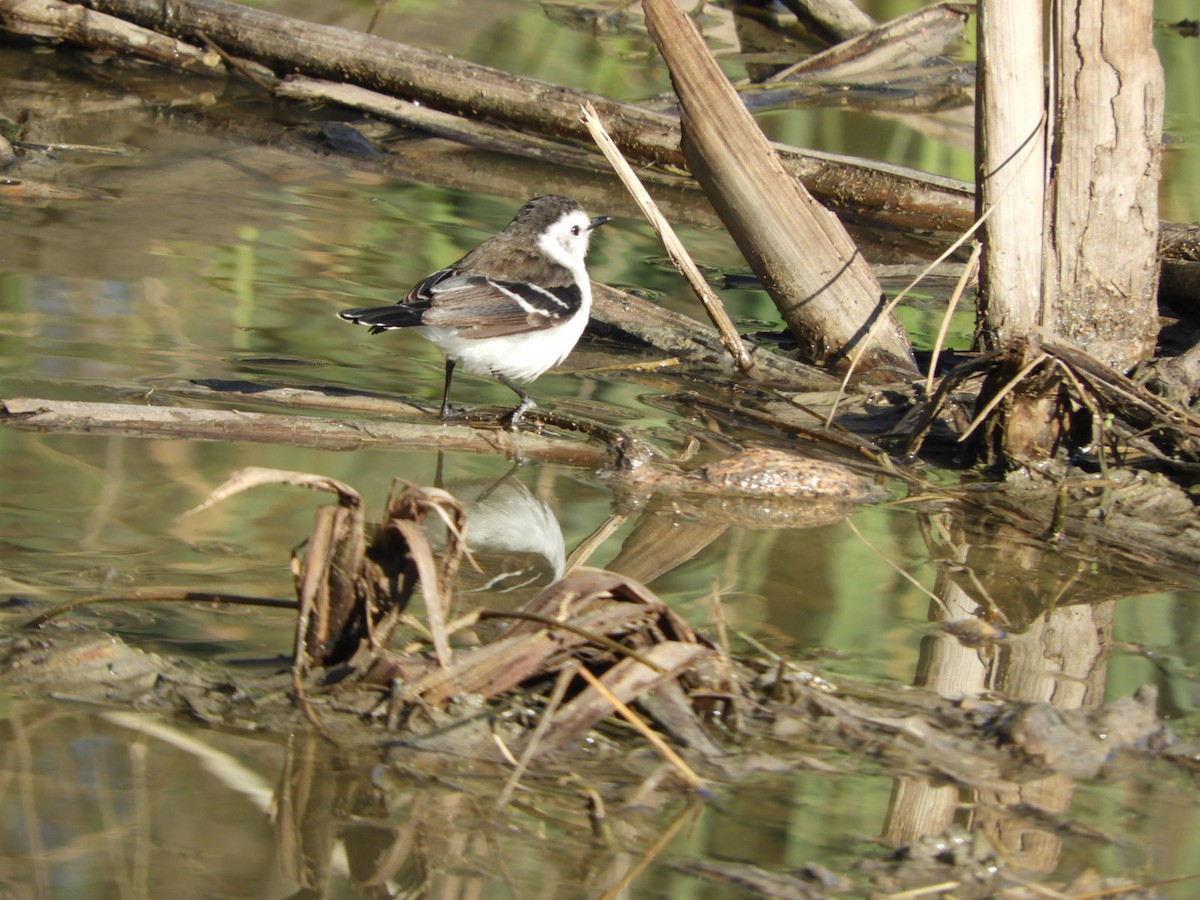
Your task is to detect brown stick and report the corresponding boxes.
[580,102,754,375]
[0,0,223,73]
[0,397,614,465]
[574,662,708,792]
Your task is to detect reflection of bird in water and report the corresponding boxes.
[430,475,566,613]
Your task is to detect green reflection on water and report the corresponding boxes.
[2,0,1200,895]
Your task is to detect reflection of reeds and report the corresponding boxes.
[1156,4,1200,224]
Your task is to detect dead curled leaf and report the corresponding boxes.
[188,468,459,672]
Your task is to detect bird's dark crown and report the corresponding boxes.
[507,194,585,232]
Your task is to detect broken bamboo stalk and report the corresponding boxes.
[643,0,918,380]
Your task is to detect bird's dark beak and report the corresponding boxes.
[589,215,612,230]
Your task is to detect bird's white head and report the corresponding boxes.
[538,207,600,272]
[503,195,610,275]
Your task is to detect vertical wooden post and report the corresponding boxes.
[973,0,1165,466]
[1043,1,1164,370]
[976,0,1046,351]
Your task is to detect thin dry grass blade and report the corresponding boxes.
[574,662,709,792]
[389,519,452,668]
[183,466,362,517]
[580,101,753,374]
[493,662,577,815]
[563,512,628,575]
[845,518,950,617]
[597,802,701,900]
[957,352,1049,443]
[926,241,981,397]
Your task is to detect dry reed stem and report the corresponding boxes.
[596,801,700,900]
[826,113,1045,426]
[575,665,708,793]
[579,101,754,374]
[926,241,981,397]
[845,518,951,617]
[956,351,1050,443]
[825,202,999,426]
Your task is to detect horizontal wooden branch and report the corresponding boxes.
[590,284,840,388]
[70,0,974,233]
[0,396,615,466]
[0,0,224,72]
[13,0,1200,271]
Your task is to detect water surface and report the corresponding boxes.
[2,1,1198,896]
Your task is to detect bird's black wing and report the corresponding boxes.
[418,271,584,339]
[338,301,431,334]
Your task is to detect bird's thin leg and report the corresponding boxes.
[433,450,447,488]
[439,358,458,420]
[476,457,529,502]
[497,374,537,427]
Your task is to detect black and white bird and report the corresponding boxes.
[339,194,610,424]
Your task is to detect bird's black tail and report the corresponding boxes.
[338,304,427,335]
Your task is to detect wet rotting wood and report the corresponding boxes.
[788,0,877,43]
[765,3,972,84]
[0,0,225,72]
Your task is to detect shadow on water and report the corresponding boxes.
[2,1,1200,896]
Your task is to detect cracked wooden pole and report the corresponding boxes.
[1042,0,1164,372]
[972,0,1164,465]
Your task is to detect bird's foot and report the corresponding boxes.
[505,397,538,430]
[437,402,472,421]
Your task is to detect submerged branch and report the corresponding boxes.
[23,590,298,630]
[0,396,615,466]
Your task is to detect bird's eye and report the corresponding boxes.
[571,225,581,236]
